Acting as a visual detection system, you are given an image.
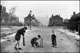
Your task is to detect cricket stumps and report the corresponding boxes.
[40,38,43,48]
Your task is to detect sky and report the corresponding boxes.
[1,1,79,25]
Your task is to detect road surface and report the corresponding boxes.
[1,27,79,53]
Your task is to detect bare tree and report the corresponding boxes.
[9,6,17,17]
[8,6,17,26]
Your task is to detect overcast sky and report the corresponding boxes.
[1,1,79,25]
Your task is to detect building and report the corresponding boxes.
[69,12,80,31]
[24,13,40,26]
[24,14,42,26]
[1,5,10,25]
[48,14,63,26]
[1,5,19,26]
[24,14,33,26]
[10,16,19,26]
[31,19,41,27]
[63,19,69,29]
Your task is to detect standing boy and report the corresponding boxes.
[51,30,57,48]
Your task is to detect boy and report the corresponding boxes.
[31,35,41,47]
[51,30,57,48]
[14,27,27,50]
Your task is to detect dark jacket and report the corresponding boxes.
[51,34,56,40]
[31,37,38,43]
[15,28,25,41]
[51,34,57,46]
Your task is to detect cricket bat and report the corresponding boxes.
[23,36,25,46]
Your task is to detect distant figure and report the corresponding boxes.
[51,30,57,48]
[14,27,27,50]
[31,35,41,47]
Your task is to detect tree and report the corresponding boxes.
[9,6,17,17]
[8,6,18,26]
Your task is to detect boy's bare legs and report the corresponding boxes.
[14,41,18,50]
[17,41,19,48]
[17,41,22,50]
[14,41,20,50]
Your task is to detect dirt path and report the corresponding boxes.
[1,27,79,53]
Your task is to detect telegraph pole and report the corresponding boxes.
[29,10,32,30]
[78,21,80,35]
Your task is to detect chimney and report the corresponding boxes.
[73,11,76,15]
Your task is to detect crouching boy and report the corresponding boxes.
[31,35,41,47]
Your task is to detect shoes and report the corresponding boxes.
[32,45,34,47]
[14,47,22,50]
[18,48,22,50]
[52,45,57,48]
[54,46,57,48]
[14,47,17,50]
[52,45,55,47]
[37,46,39,47]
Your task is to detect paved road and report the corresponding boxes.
[2,27,79,53]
